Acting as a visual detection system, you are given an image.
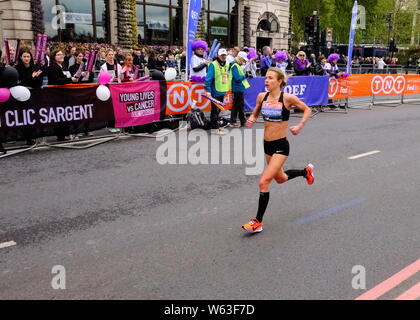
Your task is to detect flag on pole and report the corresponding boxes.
[185,0,203,81]
[347,1,358,74]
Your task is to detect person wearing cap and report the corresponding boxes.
[205,48,230,135]
[228,51,250,127]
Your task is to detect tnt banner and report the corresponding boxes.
[109,81,163,128]
[166,82,232,115]
[0,86,114,142]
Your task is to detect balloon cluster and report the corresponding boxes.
[0,65,32,103]
[96,71,112,101]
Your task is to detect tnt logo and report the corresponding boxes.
[371,75,405,95]
[167,83,210,113]
[328,78,339,98]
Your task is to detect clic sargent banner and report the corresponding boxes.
[0,86,114,142]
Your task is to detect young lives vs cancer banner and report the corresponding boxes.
[109,81,164,127]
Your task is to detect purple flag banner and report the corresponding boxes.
[185,0,202,81]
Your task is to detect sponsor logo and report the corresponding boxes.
[371,75,405,95]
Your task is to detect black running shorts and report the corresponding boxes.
[264,137,290,157]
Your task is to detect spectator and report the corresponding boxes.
[204,48,230,135]
[133,48,141,67]
[120,54,135,82]
[243,47,258,78]
[325,53,346,78]
[190,40,209,82]
[165,53,178,73]
[47,49,78,141]
[95,49,107,70]
[226,46,239,66]
[309,53,317,74]
[180,50,187,73]
[69,50,94,83]
[293,51,311,76]
[260,46,274,76]
[147,50,158,71]
[115,48,125,65]
[274,51,288,75]
[229,51,250,127]
[376,57,386,73]
[47,49,78,85]
[64,46,77,69]
[15,48,44,88]
[1,45,16,66]
[314,55,327,76]
[156,54,165,72]
[100,48,122,83]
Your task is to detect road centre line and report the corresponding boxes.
[0,241,17,249]
[348,150,381,160]
[295,197,367,226]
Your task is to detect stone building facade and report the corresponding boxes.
[0,0,290,52]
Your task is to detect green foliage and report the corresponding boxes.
[290,0,420,47]
[117,0,138,49]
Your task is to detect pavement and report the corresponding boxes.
[0,102,419,300]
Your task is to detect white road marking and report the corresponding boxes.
[348,150,381,160]
[0,241,17,249]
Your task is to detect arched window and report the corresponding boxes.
[257,12,280,33]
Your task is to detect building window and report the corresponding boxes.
[41,0,110,43]
[145,5,170,44]
[210,0,228,12]
[42,0,58,41]
[209,13,228,45]
[136,1,182,46]
[257,12,280,33]
[172,7,183,46]
[137,4,145,44]
[200,0,237,47]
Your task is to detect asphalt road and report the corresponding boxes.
[0,103,419,300]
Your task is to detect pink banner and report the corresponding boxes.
[109,81,161,128]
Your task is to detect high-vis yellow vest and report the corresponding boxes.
[230,62,250,90]
[212,60,230,93]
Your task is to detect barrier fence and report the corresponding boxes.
[1,74,420,157]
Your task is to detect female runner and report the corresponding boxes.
[242,67,314,233]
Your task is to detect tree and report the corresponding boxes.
[290,0,420,48]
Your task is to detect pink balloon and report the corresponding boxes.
[0,88,10,103]
[98,71,112,85]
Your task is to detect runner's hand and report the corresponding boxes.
[289,124,302,136]
[246,115,256,127]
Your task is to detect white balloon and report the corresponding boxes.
[164,68,177,81]
[10,86,31,102]
[96,85,110,101]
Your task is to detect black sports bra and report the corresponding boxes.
[260,92,290,122]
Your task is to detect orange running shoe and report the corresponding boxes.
[305,164,314,185]
[242,218,263,233]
